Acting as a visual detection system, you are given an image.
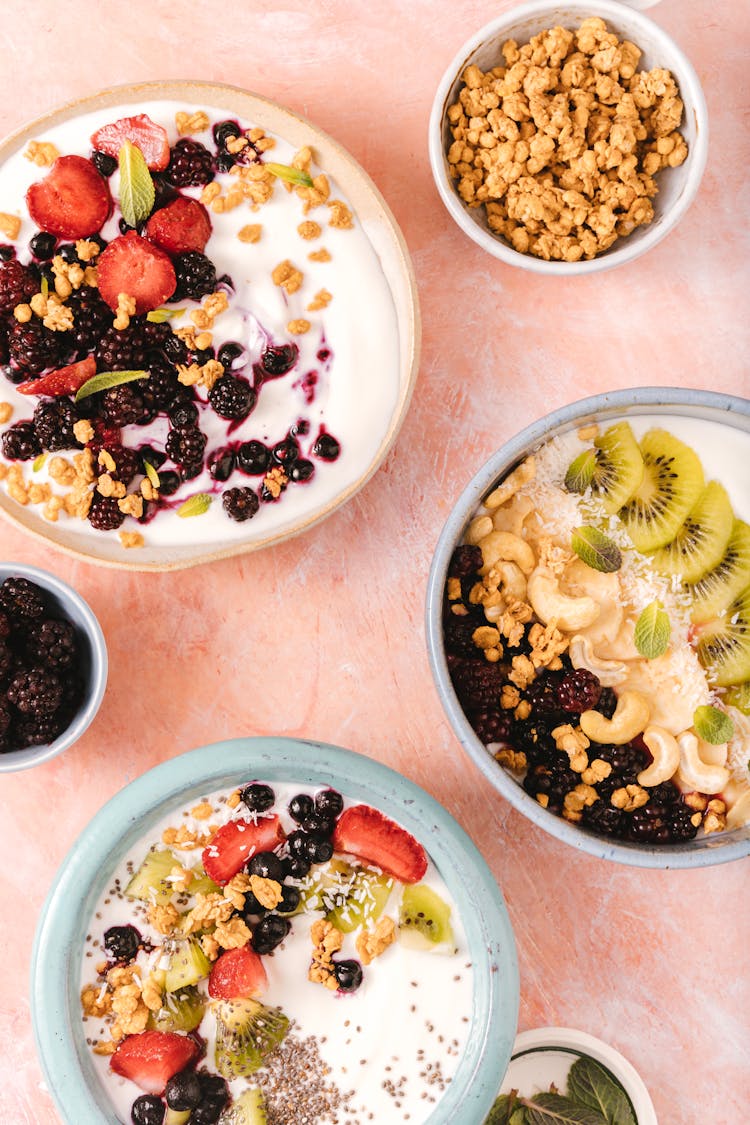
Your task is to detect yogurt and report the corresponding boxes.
[80,780,473,1124]
[0,99,401,549]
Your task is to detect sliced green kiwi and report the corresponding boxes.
[124,847,180,905]
[650,480,734,583]
[398,884,454,952]
[617,429,704,552]
[218,1089,268,1124]
[214,998,289,1079]
[148,984,206,1032]
[165,1111,191,1125]
[164,935,212,992]
[724,681,750,714]
[326,867,393,934]
[697,585,750,687]
[591,421,645,513]
[688,519,750,624]
[188,863,221,896]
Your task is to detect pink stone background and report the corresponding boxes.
[1,1,749,1122]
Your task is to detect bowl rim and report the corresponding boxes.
[0,562,107,772]
[30,735,520,1123]
[427,0,710,275]
[425,386,750,868]
[0,79,421,571]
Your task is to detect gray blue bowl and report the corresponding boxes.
[0,562,107,771]
[426,387,750,868]
[31,736,519,1124]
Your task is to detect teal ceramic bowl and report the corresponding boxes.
[31,736,519,1124]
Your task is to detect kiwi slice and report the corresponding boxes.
[724,681,750,714]
[165,1112,191,1125]
[617,429,704,552]
[164,935,212,992]
[125,847,181,905]
[214,998,289,1079]
[688,519,750,624]
[148,984,206,1033]
[218,1089,268,1124]
[326,866,393,934]
[188,863,221,896]
[697,585,750,687]
[650,480,734,583]
[398,884,454,952]
[591,421,645,513]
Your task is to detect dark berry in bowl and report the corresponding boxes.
[209,374,256,421]
[131,1094,165,1125]
[289,458,315,483]
[237,440,269,476]
[312,433,340,461]
[28,232,57,260]
[165,138,215,187]
[334,959,363,993]
[247,850,284,882]
[315,788,344,818]
[171,251,217,301]
[208,447,235,482]
[240,781,275,812]
[1,421,42,461]
[165,1069,202,1111]
[251,914,291,954]
[276,884,301,914]
[557,668,602,713]
[222,486,259,522]
[91,150,118,178]
[288,793,315,823]
[103,924,141,964]
[260,343,298,376]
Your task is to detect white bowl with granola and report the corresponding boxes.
[428,1,708,273]
[426,388,750,867]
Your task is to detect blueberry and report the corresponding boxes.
[165,1069,202,1111]
[208,447,235,482]
[138,445,167,471]
[237,439,269,476]
[288,793,314,823]
[57,243,80,263]
[0,244,16,262]
[213,120,242,146]
[300,813,334,840]
[289,458,315,483]
[282,855,311,879]
[247,850,284,882]
[29,232,56,261]
[217,342,245,370]
[315,788,343,818]
[131,1094,165,1125]
[306,837,333,864]
[156,470,181,496]
[251,914,291,954]
[103,924,140,963]
[271,437,299,465]
[261,343,298,376]
[286,829,309,859]
[169,400,199,428]
[240,782,275,813]
[312,433,340,461]
[276,884,301,914]
[91,150,118,177]
[240,891,267,920]
[334,958,363,993]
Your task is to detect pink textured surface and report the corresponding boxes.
[0,1,748,1122]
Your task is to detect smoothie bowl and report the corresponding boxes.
[31,737,518,1124]
[426,388,750,868]
[0,81,419,569]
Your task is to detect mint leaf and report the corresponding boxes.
[75,369,148,402]
[693,704,734,744]
[571,526,622,573]
[265,161,314,187]
[565,449,596,494]
[177,493,211,518]
[567,1056,636,1125]
[146,307,186,323]
[486,1091,525,1124]
[634,601,670,659]
[118,139,155,227]
[523,1093,607,1125]
[143,461,160,488]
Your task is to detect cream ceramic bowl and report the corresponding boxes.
[428,0,708,275]
[0,81,420,570]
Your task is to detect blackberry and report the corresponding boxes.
[94,325,147,371]
[131,1095,165,1125]
[103,445,141,485]
[450,657,507,711]
[1,421,42,461]
[260,343,298,376]
[208,447,235,481]
[13,709,67,749]
[582,800,627,838]
[0,576,46,620]
[447,544,483,579]
[0,698,10,734]
[0,643,13,680]
[240,782,275,812]
[172,251,217,301]
[666,803,700,842]
[334,959,363,993]
[0,259,38,312]
[29,232,57,261]
[24,618,78,671]
[101,384,146,427]
[597,743,649,779]
[165,139,215,187]
[597,687,618,719]
[103,924,141,963]
[526,672,566,715]
[222,486,259,522]
[7,319,64,374]
[523,761,578,814]
[647,781,679,810]
[237,439,269,475]
[166,425,207,467]
[67,287,112,356]
[627,805,672,844]
[209,374,256,420]
[146,358,183,410]
[90,150,117,177]
[288,458,314,483]
[470,706,512,744]
[312,433,340,461]
[508,715,562,767]
[557,668,602,713]
[251,914,291,955]
[33,399,80,452]
[7,667,62,716]
[88,495,125,532]
[443,609,485,658]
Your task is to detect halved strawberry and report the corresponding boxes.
[17,356,96,397]
[97,231,176,314]
[332,805,428,884]
[26,155,111,240]
[201,815,286,886]
[208,944,268,1000]
[109,1030,198,1094]
[145,197,212,255]
[91,113,170,172]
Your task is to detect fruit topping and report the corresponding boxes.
[148,986,206,1034]
[171,250,217,301]
[332,805,428,884]
[17,356,96,398]
[651,480,734,584]
[26,155,111,239]
[145,196,213,255]
[165,139,215,187]
[103,923,141,964]
[239,782,275,813]
[212,998,289,1079]
[131,1094,166,1125]
[201,815,285,886]
[125,846,182,905]
[91,114,171,171]
[697,585,750,687]
[398,884,455,951]
[110,1029,199,1094]
[97,232,177,314]
[208,945,268,1001]
[333,958,363,993]
[164,936,212,993]
[618,428,704,553]
[165,1068,202,1112]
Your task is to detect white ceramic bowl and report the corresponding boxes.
[428,0,708,275]
[425,388,750,868]
[0,562,107,770]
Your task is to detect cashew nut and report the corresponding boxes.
[637,726,680,787]
[465,515,493,546]
[485,457,535,510]
[492,493,535,537]
[675,731,730,795]
[562,560,623,647]
[726,789,750,830]
[580,690,650,745]
[527,567,600,631]
[569,634,628,687]
[478,531,536,576]
[482,562,528,622]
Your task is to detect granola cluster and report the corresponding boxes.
[446,18,688,261]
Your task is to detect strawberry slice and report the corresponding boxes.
[208,944,268,1000]
[109,1030,198,1094]
[201,815,286,886]
[17,356,96,397]
[91,113,171,172]
[26,155,111,240]
[332,805,428,884]
[97,231,176,314]
[145,197,212,255]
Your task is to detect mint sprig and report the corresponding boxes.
[571,526,622,573]
[693,705,734,744]
[75,370,148,402]
[634,601,670,659]
[565,449,596,494]
[265,162,314,188]
[118,139,155,227]
[177,494,211,518]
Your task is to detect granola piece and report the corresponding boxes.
[552,723,590,772]
[581,758,612,785]
[0,402,13,424]
[0,213,21,240]
[119,530,144,549]
[248,875,283,910]
[356,915,396,966]
[25,140,60,166]
[287,318,311,335]
[214,917,252,950]
[81,983,113,1018]
[298,220,322,240]
[308,248,332,262]
[328,200,354,229]
[262,466,288,498]
[611,784,649,811]
[73,419,94,444]
[238,224,262,243]
[184,892,234,934]
[308,918,344,991]
[148,901,180,935]
[527,620,568,668]
[508,653,536,689]
[271,259,304,295]
[307,288,332,312]
[494,747,527,771]
[113,293,136,331]
[175,110,210,135]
